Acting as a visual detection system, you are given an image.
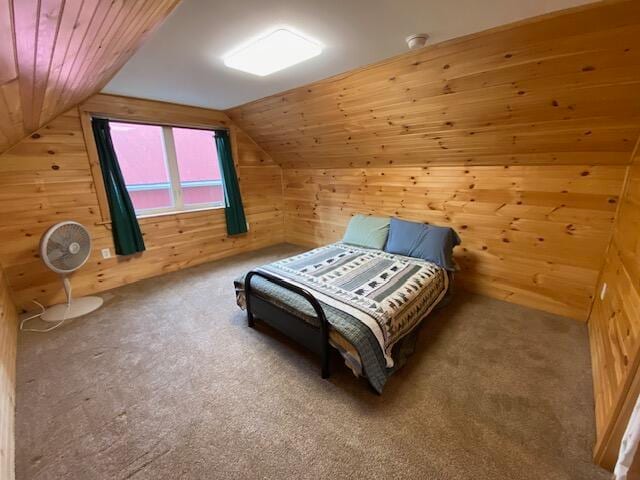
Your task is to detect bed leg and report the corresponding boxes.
[320,316,330,378]
[247,311,255,328]
[321,343,330,379]
[321,360,330,379]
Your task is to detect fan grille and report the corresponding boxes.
[43,222,91,273]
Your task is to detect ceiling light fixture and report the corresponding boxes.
[223,28,323,77]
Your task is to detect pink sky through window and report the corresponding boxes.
[110,122,168,185]
[173,127,220,182]
[109,122,223,211]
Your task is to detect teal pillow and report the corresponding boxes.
[342,214,390,250]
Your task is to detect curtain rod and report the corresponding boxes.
[90,115,229,132]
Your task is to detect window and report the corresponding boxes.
[108,121,224,216]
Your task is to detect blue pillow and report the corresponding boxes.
[384,218,460,271]
[342,214,390,250]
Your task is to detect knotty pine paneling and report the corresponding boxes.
[0,0,180,154]
[227,0,640,170]
[283,165,625,320]
[227,0,639,323]
[0,265,17,480]
[0,97,284,309]
[589,146,640,468]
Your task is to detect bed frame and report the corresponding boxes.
[244,270,331,379]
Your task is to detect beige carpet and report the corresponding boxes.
[16,244,608,480]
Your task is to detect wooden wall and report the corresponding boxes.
[283,165,624,320]
[0,265,17,480]
[0,95,284,309]
[227,1,640,170]
[589,144,640,468]
[227,0,640,321]
[0,0,180,154]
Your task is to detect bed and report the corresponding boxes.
[234,241,452,393]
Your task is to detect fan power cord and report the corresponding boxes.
[19,300,67,333]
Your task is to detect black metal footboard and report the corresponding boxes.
[244,270,330,379]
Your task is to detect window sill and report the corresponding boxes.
[136,205,225,220]
[95,205,225,227]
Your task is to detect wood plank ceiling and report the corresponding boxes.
[0,0,180,154]
[226,0,640,170]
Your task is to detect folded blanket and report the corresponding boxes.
[254,243,448,367]
[235,271,430,393]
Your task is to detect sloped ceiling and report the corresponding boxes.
[0,0,180,154]
[102,0,592,110]
[226,0,640,169]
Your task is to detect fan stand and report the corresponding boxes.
[41,275,104,322]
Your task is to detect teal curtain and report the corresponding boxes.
[215,130,248,235]
[91,118,146,255]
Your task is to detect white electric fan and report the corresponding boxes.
[39,221,103,322]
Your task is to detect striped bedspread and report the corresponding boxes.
[256,243,448,367]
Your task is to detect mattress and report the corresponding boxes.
[235,242,450,392]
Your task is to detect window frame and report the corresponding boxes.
[79,96,237,226]
[106,120,225,218]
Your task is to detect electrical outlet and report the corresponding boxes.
[600,282,607,301]
[101,248,112,259]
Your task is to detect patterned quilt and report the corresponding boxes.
[255,243,448,367]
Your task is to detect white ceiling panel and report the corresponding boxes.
[103,0,594,110]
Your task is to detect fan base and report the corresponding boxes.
[41,296,104,322]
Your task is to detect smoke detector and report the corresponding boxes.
[406,33,429,50]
